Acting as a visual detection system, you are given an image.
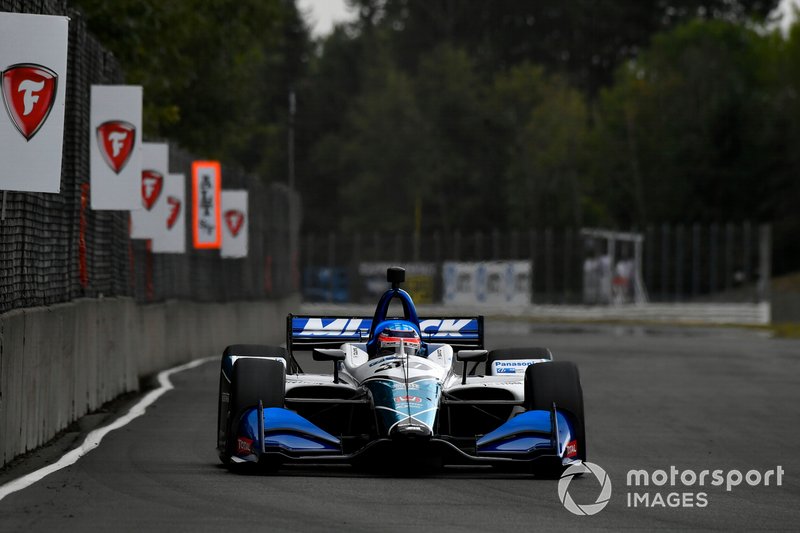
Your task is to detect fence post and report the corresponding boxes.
[691,224,700,298]
[563,228,572,303]
[474,231,483,261]
[545,228,554,303]
[645,225,654,300]
[510,230,519,259]
[710,223,719,296]
[661,224,670,302]
[453,230,461,261]
[725,222,734,291]
[675,225,684,302]
[743,221,752,283]
[327,232,336,303]
[757,224,771,303]
[353,232,361,302]
[529,229,537,302]
[394,233,402,263]
[492,229,500,260]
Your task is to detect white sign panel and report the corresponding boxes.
[443,261,532,306]
[90,85,142,209]
[482,261,531,305]
[0,13,69,193]
[151,173,186,254]
[442,262,479,305]
[192,161,222,249]
[221,190,248,258]
[130,143,169,239]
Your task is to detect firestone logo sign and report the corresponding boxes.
[96,120,136,173]
[224,209,245,237]
[1,63,57,141]
[166,196,182,230]
[141,170,164,211]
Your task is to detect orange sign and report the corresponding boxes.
[191,161,222,249]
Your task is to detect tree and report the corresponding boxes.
[365,0,780,93]
[72,0,310,179]
[490,64,590,229]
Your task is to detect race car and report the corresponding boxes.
[216,267,586,476]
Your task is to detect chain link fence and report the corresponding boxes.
[301,223,771,305]
[0,1,298,315]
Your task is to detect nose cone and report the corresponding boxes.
[390,421,432,439]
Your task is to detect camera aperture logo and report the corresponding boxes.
[558,462,613,516]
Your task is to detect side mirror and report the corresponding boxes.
[456,350,488,385]
[313,348,346,383]
[312,348,346,362]
[456,349,488,362]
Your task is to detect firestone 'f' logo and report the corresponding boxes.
[166,196,181,229]
[96,120,136,174]
[1,63,58,141]
[141,170,164,211]
[224,209,245,237]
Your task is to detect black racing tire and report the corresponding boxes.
[524,361,586,464]
[218,345,288,464]
[224,358,286,467]
[223,344,288,361]
[485,347,553,375]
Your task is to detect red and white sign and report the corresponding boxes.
[90,85,142,209]
[151,173,185,254]
[167,195,182,230]
[236,437,253,455]
[192,161,222,249]
[141,170,163,210]
[2,64,57,140]
[221,190,248,258]
[130,143,169,239]
[97,120,135,173]
[565,439,578,458]
[225,209,245,237]
[0,13,69,193]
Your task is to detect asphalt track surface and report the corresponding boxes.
[1,323,799,531]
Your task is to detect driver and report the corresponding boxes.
[373,321,421,358]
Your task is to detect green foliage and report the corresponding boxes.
[73,0,800,271]
[72,0,309,179]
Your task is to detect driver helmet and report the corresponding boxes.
[376,321,421,357]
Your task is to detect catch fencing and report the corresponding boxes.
[301,223,771,305]
[0,0,298,316]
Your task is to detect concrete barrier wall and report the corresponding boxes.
[0,296,298,467]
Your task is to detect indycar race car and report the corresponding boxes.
[216,267,586,476]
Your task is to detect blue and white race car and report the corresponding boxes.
[217,267,586,476]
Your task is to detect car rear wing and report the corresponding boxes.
[287,314,484,352]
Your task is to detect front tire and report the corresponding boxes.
[222,358,286,467]
[524,361,586,469]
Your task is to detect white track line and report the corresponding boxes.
[0,356,215,502]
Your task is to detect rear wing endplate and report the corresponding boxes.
[287,314,484,352]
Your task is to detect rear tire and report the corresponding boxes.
[223,358,286,467]
[223,344,288,364]
[524,361,586,465]
[486,347,553,375]
[218,345,288,464]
